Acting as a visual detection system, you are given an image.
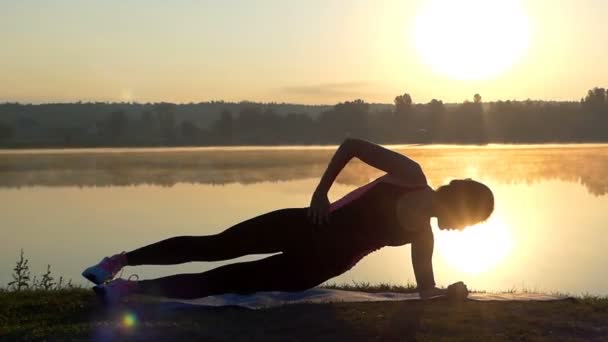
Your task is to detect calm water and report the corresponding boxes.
[1,145,607,295]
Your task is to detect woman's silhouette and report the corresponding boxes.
[83,138,494,303]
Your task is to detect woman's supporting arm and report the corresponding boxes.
[412,226,437,293]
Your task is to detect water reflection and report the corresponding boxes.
[435,215,513,274]
[0,145,607,196]
[1,145,607,295]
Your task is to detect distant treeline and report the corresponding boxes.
[0,88,607,147]
[1,146,606,196]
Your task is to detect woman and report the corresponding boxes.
[83,138,494,303]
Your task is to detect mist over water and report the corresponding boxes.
[1,144,607,295]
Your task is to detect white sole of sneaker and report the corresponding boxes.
[82,267,109,285]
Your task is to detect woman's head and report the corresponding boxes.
[435,179,494,230]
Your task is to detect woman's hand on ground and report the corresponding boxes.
[419,282,469,300]
[307,190,330,225]
[446,281,469,300]
[419,287,447,299]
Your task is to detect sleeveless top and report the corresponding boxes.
[305,179,430,269]
[329,180,429,247]
[295,179,434,287]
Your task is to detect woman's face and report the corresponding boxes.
[435,183,477,230]
[435,179,494,231]
[436,210,468,231]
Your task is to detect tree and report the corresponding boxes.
[318,99,370,143]
[394,93,414,141]
[179,120,200,143]
[136,110,159,144]
[211,109,234,145]
[427,99,446,142]
[107,110,128,140]
[582,87,608,140]
[235,106,264,144]
[443,95,486,143]
[282,112,314,144]
[474,93,482,104]
[140,110,157,130]
[583,87,607,113]
[155,103,177,144]
[394,93,413,116]
[0,122,14,142]
[428,99,446,114]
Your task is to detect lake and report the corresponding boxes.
[1,144,607,295]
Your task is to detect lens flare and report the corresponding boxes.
[122,312,137,329]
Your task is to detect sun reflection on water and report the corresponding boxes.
[435,215,513,274]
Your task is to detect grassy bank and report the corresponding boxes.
[2,288,608,341]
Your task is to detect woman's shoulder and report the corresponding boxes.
[379,174,430,192]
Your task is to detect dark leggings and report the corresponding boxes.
[126,208,346,299]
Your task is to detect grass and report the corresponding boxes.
[3,252,608,340]
[2,286,608,341]
[321,281,418,293]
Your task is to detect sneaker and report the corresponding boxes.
[93,276,139,305]
[82,252,127,285]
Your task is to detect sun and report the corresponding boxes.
[435,215,513,274]
[414,0,530,80]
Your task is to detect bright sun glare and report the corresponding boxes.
[435,215,513,274]
[414,0,530,80]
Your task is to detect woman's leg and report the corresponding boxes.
[125,208,312,266]
[135,252,334,299]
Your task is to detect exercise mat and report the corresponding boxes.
[158,288,571,310]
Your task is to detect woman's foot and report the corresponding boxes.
[93,277,139,305]
[82,252,127,285]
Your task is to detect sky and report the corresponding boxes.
[1,0,607,104]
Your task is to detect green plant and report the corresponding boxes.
[4,250,81,292]
[7,249,31,291]
[56,276,77,290]
[39,264,56,290]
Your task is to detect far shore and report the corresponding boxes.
[1,142,608,154]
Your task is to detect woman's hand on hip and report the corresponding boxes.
[307,190,330,225]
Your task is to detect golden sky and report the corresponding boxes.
[1,0,606,104]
